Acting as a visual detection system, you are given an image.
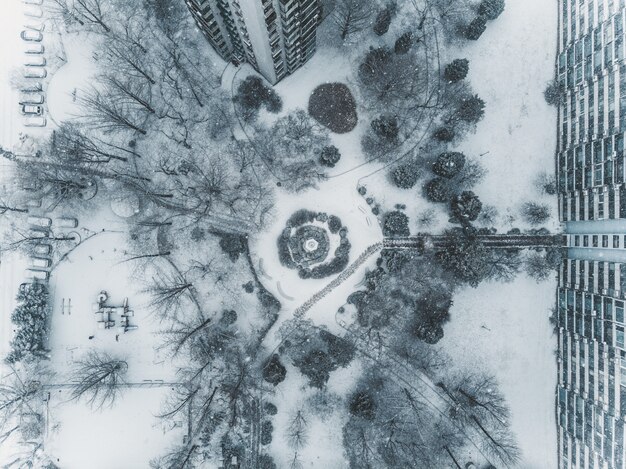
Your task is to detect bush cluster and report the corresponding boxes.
[234,76,282,121]
[286,327,356,389]
[277,209,352,279]
[7,283,50,363]
[466,0,505,40]
[382,211,410,237]
[308,83,358,133]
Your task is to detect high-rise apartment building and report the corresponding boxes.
[557,0,626,222]
[184,0,320,84]
[557,1,626,468]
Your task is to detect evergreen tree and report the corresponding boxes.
[444,59,470,83]
[478,0,506,20]
[433,152,466,178]
[319,145,341,167]
[466,16,487,40]
[394,31,414,54]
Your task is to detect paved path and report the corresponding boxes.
[385,234,564,250]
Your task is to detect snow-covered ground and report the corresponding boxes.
[1,0,562,467]
[46,387,184,469]
[449,0,560,235]
[440,275,558,469]
[438,1,560,467]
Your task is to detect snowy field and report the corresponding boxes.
[439,1,560,467]
[439,275,558,469]
[449,0,560,235]
[0,0,562,467]
[46,387,185,469]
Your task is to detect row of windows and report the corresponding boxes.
[561,0,626,48]
[561,260,626,296]
[567,233,626,248]
[560,186,624,221]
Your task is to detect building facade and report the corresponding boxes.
[557,1,626,468]
[184,0,320,84]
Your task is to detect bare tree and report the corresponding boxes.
[103,75,156,115]
[145,269,196,321]
[105,40,156,85]
[79,87,148,134]
[438,373,521,467]
[70,351,128,409]
[51,122,135,164]
[49,0,111,32]
[0,365,49,447]
[286,409,309,450]
[332,0,373,41]
[0,197,28,215]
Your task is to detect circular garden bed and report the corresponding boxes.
[278,209,351,279]
[308,83,358,134]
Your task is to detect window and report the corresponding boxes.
[614,235,620,248]
[617,326,625,348]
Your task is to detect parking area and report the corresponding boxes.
[19,0,48,128]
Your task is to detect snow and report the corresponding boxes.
[47,230,179,382]
[47,32,99,124]
[439,275,558,469]
[42,229,183,467]
[46,387,184,469]
[0,0,564,467]
[0,0,26,151]
[435,1,561,467]
[449,0,560,234]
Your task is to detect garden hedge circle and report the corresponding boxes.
[277,209,352,279]
[308,83,358,134]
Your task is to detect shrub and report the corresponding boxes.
[258,454,277,469]
[349,390,377,420]
[321,330,355,367]
[450,191,483,222]
[7,283,50,363]
[263,354,287,386]
[308,83,358,133]
[424,177,452,203]
[544,80,565,106]
[433,152,466,178]
[234,76,282,121]
[320,145,341,167]
[264,402,278,415]
[243,281,254,293]
[536,171,557,195]
[287,209,317,227]
[383,211,410,236]
[444,59,469,83]
[190,227,205,241]
[260,420,273,445]
[455,94,486,123]
[433,127,455,142]
[220,310,238,326]
[394,31,414,54]
[521,202,551,225]
[218,233,247,262]
[465,16,487,40]
[293,349,335,389]
[392,164,420,189]
[328,215,343,233]
[373,8,392,35]
[371,114,399,142]
[478,0,505,20]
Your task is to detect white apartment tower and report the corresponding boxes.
[184,0,320,84]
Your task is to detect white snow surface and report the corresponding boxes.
[0,0,562,467]
[439,275,558,469]
[449,0,560,234]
